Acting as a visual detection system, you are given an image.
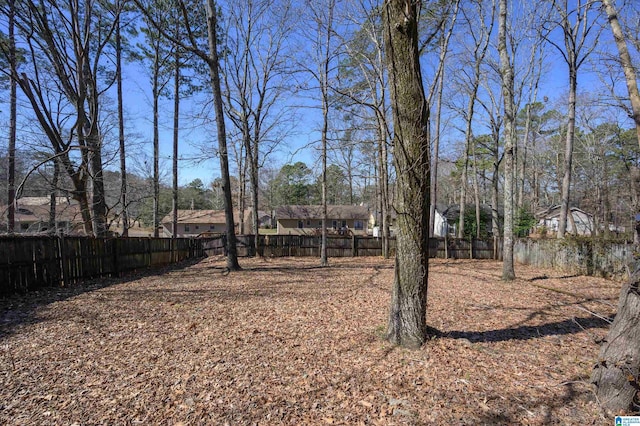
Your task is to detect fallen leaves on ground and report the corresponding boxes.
[0,257,619,425]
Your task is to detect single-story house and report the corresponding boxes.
[275,205,370,236]
[161,210,239,238]
[535,205,595,236]
[0,197,85,234]
[371,207,447,238]
[238,209,274,233]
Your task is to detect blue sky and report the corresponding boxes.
[3,0,632,192]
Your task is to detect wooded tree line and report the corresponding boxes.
[2,0,640,245]
[3,0,640,413]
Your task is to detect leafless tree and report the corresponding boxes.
[384,0,432,348]
[591,0,640,415]
[543,0,600,238]
[222,0,294,254]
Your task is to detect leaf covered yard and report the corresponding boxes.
[0,257,619,425]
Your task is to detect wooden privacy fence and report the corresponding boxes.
[0,236,212,296]
[1,234,503,296]
[202,234,503,260]
[514,238,633,280]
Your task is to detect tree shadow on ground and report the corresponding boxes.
[440,315,612,343]
[0,258,203,340]
[470,377,603,425]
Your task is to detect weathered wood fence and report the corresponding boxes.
[0,236,213,296]
[3,234,629,295]
[202,234,503,260]
[514,238,633,280]
[0,235,503,296]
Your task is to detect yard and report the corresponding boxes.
[0,256,620,425]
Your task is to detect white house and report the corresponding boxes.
[535,205,595,236]
[433,208,448,237]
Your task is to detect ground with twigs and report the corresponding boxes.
[0,256,621,425]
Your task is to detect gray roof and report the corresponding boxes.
[276,205,369,220]
[535,205,592,220]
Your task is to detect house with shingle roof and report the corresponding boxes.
[161,210,239,238]
[0,197,85,234]
[275,205,370,236]
[535,205,594,236]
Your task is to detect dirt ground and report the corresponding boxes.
[0,256,622,425]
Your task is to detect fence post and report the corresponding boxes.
[112,238,119,278]
[444,233,449,259]
[147,238,152,267]
[352,235,357,257]
[59,234,68,287]
[470,237,473,259]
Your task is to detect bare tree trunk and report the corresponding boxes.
[592,0,640,414]
[557,68,576,238]
[152,47,160,238]
[321,101,328,266]
[498,0,515,280]
[591,265,640,416]
[206,0,240,270]
[384,0,431,349]
[430,40,446,238]
[456,1,490,239]
[518,48,542,212]
[376,111,391,259]
[172,42,180,242]
[319,1,335,268]
[472,141,481,239]
[602,156,611,239]
[518,103,532,211]
[7,0,16,233]
[88,130,108,236]
[458,139,469,238]
[116,10,129,237]
[236,141,247,235]
[548,0,596,239]
[428,0,458,238]
[48,160,59,234]
[249,153,259,254]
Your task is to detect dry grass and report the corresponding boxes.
[0,256,620,425]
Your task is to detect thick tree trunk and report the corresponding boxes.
[602,0,640,144]
[591,266,640,416]
[206,0,240,270]
[593,0,640,413]
[88,131,108,237]
[384,0,431,349]
[498,0,515,280]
